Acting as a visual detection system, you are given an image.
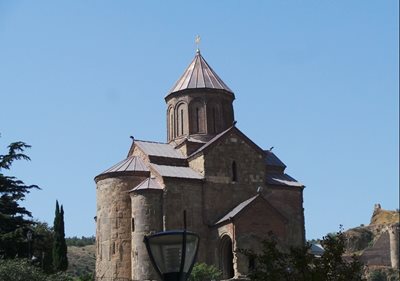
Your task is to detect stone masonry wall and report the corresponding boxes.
[200,130,266,224]
[264,186,305,246]
[162,178,207,262]
[96,175,146,280]
[130,190,163,281]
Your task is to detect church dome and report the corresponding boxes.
[165,50,235,143]
[167,50,234,97]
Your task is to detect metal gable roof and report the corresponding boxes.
[99,156,148,175]
[264,150,287,169]
[129,177,163,192]
[214,195,259,225]
[150,163,203,180]
[168,51,233,95]
[135,140,186,159]
[266,173,304,188]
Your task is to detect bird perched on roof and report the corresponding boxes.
[130,136,135,143]
[269,146,274,151]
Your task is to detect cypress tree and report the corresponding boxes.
[52,200,68,271]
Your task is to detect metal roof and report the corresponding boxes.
[264,150,286,168]
[168,51,233,95]
[129,177,163,192]
[99,156,149,175]
[188,126,234,157]
[266,173,303,187]
[214,195,259,225]
[135,140,186,159]
[310,244,325,256]
[150,163,203,179]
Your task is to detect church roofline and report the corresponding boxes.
[213,194,288,226]
[266,173,305,189]
[166,51,234,99]
[128,177,163,192]
[187,125,266,160]
[94,156,150,182]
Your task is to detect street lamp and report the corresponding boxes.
[144,212,199,281]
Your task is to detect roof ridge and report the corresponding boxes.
[135,139,168,145]
[187,125,235,158]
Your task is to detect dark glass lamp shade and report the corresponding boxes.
[144,230,199,281]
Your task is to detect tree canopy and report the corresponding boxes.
[241,229,365,281]
[0,139,39,258]
[53,201,68,271]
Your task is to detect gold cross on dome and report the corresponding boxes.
[195,35,201,52]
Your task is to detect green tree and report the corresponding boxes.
[241,229,365,281]
[0,259,72,281]
[369,270,387,281]
[31,221,54,273]
[189,262,222,281]
[53,201,68,271]
[0,139,39,258]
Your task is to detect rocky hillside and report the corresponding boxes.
[344,204,399,281]
[67,244,96,278]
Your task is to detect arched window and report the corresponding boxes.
[168,107,174,140]
[176,103,187,136]
[232,161,237,182]
[180,109,184,135]
[189,100,205,134]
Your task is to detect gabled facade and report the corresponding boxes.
[95,50,305,281]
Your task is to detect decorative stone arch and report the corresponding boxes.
[189,99,206,134]
[175,102,188,137]
[167,105,175,141]
[219,234,235,279]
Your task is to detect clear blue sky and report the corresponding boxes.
[0,1,398,239]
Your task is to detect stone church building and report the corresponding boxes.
[95,50,305,281]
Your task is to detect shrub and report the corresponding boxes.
[0,259,72,281]
[189,262,222,281]
[369,270,386,281]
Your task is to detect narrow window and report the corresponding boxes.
[180,109,184,135]
[131,217,135,232]
[196,107,200,133]
[232,161,237,182]
[112,242,116,254]
[213,108,217,133]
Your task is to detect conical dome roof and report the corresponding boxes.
[168,51,233,95]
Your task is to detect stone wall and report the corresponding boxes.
[130,190,163,281]
[264,186,305,246]
[162,178,207,262]
[200,130,266,224]
[96,175,146,280]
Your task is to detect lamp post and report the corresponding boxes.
[27,230,33,259]
[144,211,199,281]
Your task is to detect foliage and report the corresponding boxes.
[369,270,386,281]
[73,272,94,281]
[241,228,365,281]
[189,262,222,281]
[0,259,72,281]
[53,201,68,271]
[0,139,40,258]
[66,236,95,247]
[31,221,54,273]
